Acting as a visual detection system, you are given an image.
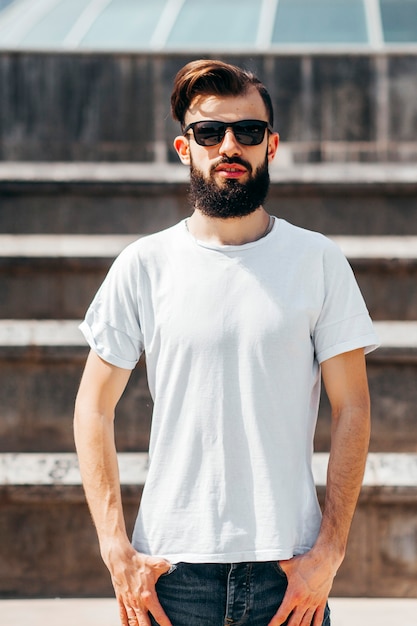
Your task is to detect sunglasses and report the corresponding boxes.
[183,119,272,147]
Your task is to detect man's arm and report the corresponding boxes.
[74,350,172,626]
[269,347,371,626]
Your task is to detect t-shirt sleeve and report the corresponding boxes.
[79,244,144,370]
[313,240,380,364]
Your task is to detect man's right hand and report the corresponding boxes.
[106,545,173,626]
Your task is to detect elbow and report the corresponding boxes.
[73,392,115,448]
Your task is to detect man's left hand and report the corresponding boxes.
[268,549,336,626]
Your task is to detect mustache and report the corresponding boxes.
[210,156,252,175]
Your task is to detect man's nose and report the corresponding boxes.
[218,128,242,157]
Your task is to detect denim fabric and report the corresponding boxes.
[150,561,331,626]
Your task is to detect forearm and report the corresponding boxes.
[315,402,370,566]
[73,352,172,626]
[74,404,133,565]
[270,395,371,625]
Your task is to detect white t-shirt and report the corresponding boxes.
[80,217,379,563]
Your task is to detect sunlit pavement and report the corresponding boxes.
[1,597,417,626]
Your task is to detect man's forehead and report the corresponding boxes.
[185,88,268,123]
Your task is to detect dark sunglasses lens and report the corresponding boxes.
[191,121,268,146]
[234,122,266,145]
[193,122,225,146]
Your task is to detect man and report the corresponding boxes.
[74,59,379,626]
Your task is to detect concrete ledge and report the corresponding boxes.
[332,236,417,261]
[372,321,417,349]
[1,452,417,491]
[0,321,415,455]
[1,237,416,321]
[0,163,189,185]
[0,453,417,596]
[1,597,417,626]
[1,234,417,261]
[1,164,416,236]
[1,453,417,597]
[0,320,415,351]
[0,320,82,347]
[0,452,148,487]
[0,234,138,258]
[0,162,416,187]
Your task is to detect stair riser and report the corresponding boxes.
[1,184,417,235]
[1,259,416,321]
[1,486,416,598]
[1,350,415,453]
[0,351,151,453]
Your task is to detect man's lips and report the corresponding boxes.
[214,164,248,178]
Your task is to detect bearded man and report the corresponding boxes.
[74,59,379,626]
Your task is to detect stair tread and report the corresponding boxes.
[0,234,139,257]
[1,234,416,259]
[0,319,415,348]
[1,451,417,488]
[1,162,416,185]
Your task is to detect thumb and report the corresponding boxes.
[148,557,173,574]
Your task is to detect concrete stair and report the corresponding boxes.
[0,320,416,454]
[2,597,417,626]
[1,234,417,320]
[1,162,417,598]
[1,451,417,597]
[1,162,417,236]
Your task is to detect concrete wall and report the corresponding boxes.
[2,482,416,598]
[1,51,417,163]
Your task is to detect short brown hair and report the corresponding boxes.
[171,59,274,128]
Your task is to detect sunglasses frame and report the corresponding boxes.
[182,119,273,147]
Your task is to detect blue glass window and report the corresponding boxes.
[2,0,417,50]
[20,0,90,47]
[380,0,417,42]
[0,0,16,11]
[272,0,368,44]
[167,0,260,48]
[81,0,167,48]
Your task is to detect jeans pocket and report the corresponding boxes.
[272,561,288,579]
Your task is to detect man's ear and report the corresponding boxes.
[267,132,279,163]
[173,135,191,165]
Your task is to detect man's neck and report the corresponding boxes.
[186,208,272,246]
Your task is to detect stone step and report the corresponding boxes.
[0,320,150,453]
[2,451,416,493]
[0,321,416,454]
[2,598,417,626]
[1,234,416,320]
[1,452,416,598]
[1,163,417,235]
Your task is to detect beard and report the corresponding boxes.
[189,154,270,219]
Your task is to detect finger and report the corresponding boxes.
[298,608,316,626]
[286,605,324,626]
[312,606,326,626]
[118,598,129,626]
[127,606,139,626]
[132,587,171,626]
[268,604,294,626]
[150,558,173,578]
[146,594,173,626]
[132,606,151,626]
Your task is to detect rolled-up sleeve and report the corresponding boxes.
[313,242,379,363]
[79,242,145,370]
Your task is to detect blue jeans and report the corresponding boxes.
[150,561,331,626]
